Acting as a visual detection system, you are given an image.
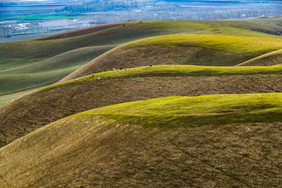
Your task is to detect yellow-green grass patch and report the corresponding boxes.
[80,93,282,128]
[49,65,282,91]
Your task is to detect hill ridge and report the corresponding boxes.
[0,94,281,187]
[1,65,281,148]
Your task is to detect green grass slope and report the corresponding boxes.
[236,49,282,66]
[0,19,281,96]
[0,89,36,107]
[2,20,279,71]
[0,45,114,95]
[214,16,282,36]
[59,34,282,82]
[1,65,281,147]
[0,94,281,187]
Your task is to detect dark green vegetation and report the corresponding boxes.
[0,94,281,187]
[1,65,281,148]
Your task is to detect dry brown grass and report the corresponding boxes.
[1,74,281,148]
[0,114,280,187]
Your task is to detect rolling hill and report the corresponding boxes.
[59,34,282,82]
[0,17,281,187]
[1,65,281,147]
[0,94,281,187]
[1,18,282,96]
[214,16,282,36]
[0,45,114,95]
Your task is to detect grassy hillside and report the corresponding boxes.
[237,49,282,66]
[0,94,281,187]
[2,20,280,71]
[1,65,281,147]
[60,34,282,82]
[0,45,114,95]
[0,89,35,107]
[214,16,282,36]
[0,19,281,97]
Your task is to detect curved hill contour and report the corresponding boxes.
[34,20,140,40]
[1,19,281,96]
[0,94,281,187]
[1,65,282,147]
[59,34,282,82]
[237,49,282,66]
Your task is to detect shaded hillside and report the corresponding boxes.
[59,34,282,82]
[237,49,282,66]
[215,16,282,36]
[1,65,281,147]
[0,94,281,187]
[0,45,114,95]
[2,20,279,70]
[1,19,281,96]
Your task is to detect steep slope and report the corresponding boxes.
[0,94,281,187]
[1,65,281,147]
[237,49,282,66]
[60,34,282,82]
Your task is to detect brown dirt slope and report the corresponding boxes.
[0,114,280,187]
[0,74,281,148]
[34,20,140,40]
[237,49,282,66]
